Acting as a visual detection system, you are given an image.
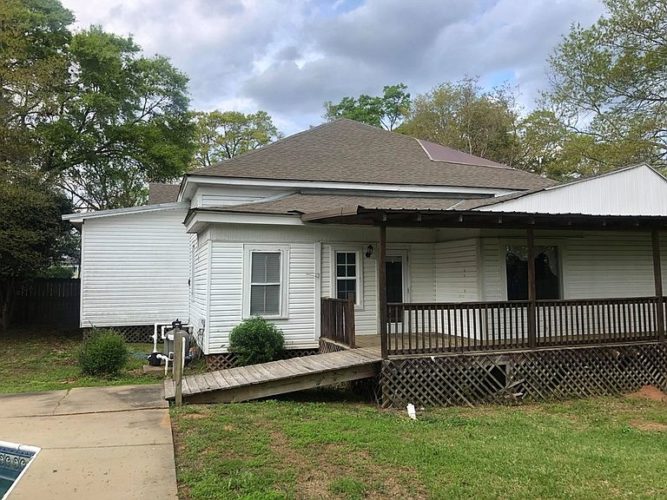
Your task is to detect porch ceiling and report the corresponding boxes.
[301,207,667,231]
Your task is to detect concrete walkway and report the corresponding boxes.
[0,385,177,499]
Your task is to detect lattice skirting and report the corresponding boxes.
[205,348,319,371]
[319,338,350,353]
[381,342,667,408]
[83,325,156,344]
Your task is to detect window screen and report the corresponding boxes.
[336,251,357,302]
[506,245,561,300]
[250,252,281,315]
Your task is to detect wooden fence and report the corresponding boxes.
[11,279,80,328]
[320,297,356,348]
[385,296,666,355]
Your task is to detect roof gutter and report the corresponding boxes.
[62,201,188,225]
[303,206,667,231]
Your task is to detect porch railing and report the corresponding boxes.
[386,296,666,355]
[321,297,356,348]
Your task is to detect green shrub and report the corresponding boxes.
[78,329,129,376]
[229,317,285,366]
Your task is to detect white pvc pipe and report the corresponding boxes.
[152,322,193,353]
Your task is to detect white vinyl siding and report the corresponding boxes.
[189,233,210,346]
[480,165,667,216]
[480,238,504,301]
[478,231,667,300]
[204,224,427,352]
[201,222,667,354]
[209,241,316,353]
[409,244,436,302]
[434,239,480,301]
[563,232,655,298]
[190,185,292,208]
[80,207,189,327]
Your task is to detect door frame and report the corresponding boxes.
[378,250,411,330]
[385,250,410,304]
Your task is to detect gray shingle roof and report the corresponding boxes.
[192,119,556,191]
[148,183,180,204]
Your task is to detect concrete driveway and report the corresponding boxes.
[0,385,177,499]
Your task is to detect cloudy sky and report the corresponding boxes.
[61,0,604,135]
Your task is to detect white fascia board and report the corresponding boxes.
[185,211,304,233]
[180,175,517,201]
[62,202,188,223]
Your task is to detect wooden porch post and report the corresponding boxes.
[527,228,537,348]
[379,221,388,358]
[651,229,665,341]
[345,295,356,348]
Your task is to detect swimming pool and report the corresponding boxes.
[0,441,39,499]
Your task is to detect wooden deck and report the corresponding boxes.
[164,348,381,403]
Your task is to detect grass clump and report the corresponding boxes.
[78,329,129,376]
[329,477,368,499]
[229,317,284,366]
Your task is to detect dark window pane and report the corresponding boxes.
[336,252,356,277]
[337,279,356,300]
[506,248,528,300]
[386,261,403,303]
[506,246,560,301]
[536,247,560,299]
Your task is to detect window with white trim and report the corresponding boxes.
[335,251,359,303]
[249,251,282,316]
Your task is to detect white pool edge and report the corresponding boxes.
[0,441,41,500]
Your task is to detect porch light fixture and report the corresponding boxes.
[365,245,374,258]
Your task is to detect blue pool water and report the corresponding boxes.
[0,441,39,499]
[0,479,11,498]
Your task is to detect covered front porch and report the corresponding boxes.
[314,208,667,407]
[315,208,667,358]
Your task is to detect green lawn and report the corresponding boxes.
[0,327,204,393]
[172,391,667,499]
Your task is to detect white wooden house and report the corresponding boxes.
[65,119,667,367]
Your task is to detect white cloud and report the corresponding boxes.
[61,0,605,135]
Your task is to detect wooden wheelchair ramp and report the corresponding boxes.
[163,348,380,403]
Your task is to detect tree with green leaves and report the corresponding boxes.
[0,1,195,210]
[0,0,73,177]
[543,0,667,173]
[0,178,72,331]
[191,110,279,168]
[324,83,410,130]
[44,27,195,209]
[514,109,601,179]
[399,78,522,166]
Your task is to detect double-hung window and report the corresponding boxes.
[335,251,359,304]
[248,250,283,317]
